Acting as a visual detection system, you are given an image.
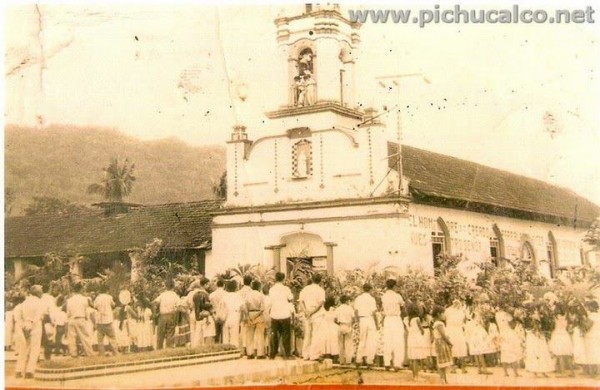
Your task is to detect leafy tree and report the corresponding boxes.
[475,259,549,311]
[87,157,136,202]
[431,254,473,307]
[24,196,90,216]
[212,171,227,199]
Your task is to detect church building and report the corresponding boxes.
[207,5,600,278]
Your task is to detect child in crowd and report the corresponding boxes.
[584,300,600,377]
[421,303,436,373]
[431,305,453,384]
[335,295,355,365]
[322,296,339,362]
[5,301,14,352]
[53,297,69,356]
[486,316,501,367]
[374,298,385,367]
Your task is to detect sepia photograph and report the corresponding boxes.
[3,1,600,388]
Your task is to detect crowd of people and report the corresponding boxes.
[5,271,600,384]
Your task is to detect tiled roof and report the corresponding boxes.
[5,200,222,259]
[402,146,600,224]
[5,147,599,259]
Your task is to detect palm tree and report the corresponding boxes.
[87,158,136,202]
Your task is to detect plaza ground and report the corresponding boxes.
[5,357,600,388]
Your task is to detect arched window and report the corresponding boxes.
[432,218,450,275]
[489,237,499,266]
[547,231,558,278]
[521,241,535,263]
[490,224,505,266]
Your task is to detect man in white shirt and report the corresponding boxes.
[66,282,95,358]
[238,275,253,354]
[15,285,44,379]
[381,279,405,371]
[222,280,245,347]
[354,283,378,367]
[40,285,57,360]
[209,280,226,343]
[268,272,294,359]
[299,273,326,361]
[153,279,180,349]
[245,280,266,359]
[189,277,211,347]
[93,284,119,356]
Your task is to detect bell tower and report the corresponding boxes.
[224,4,396,207]
[268,4,362,123]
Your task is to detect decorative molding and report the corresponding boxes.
[213,211,409,229]
[287,127,311,139]
[274,140,279,193]
[319,134,325,189]
[243,182,268,187]
[367,128,374,185]
[246,128,357,160]
[212,195,411,216]
[274,9,361,29]
[233,145,239,197]
[266,102,363,120]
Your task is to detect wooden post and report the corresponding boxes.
[324,242,337,276]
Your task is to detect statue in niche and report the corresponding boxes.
[298,50,313,75]
[297,149,309,177]
[294,76,306,106]
[293,140,311,178]
[304,70,316,106]
[293,48,316,107]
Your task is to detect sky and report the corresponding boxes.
[4,1,600,206]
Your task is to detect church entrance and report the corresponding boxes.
[286,255,328,274]
[272,232,333,275]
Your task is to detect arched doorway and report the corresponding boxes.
[280,232,327,274]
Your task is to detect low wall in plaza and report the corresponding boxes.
[35,348,242,382]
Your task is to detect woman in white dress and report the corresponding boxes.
[549,304,574,377]
[568,302,588,373]
[584,300,600,377]
[524,307,555,377]
[135,301,154,351]
[445,300,468,373]
[406,302,428,379]
[465,307,493,375]
[496,309,523,377]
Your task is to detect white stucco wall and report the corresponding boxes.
[226,122,399,207]
[206,200,588,278]
[407,203,585,271]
